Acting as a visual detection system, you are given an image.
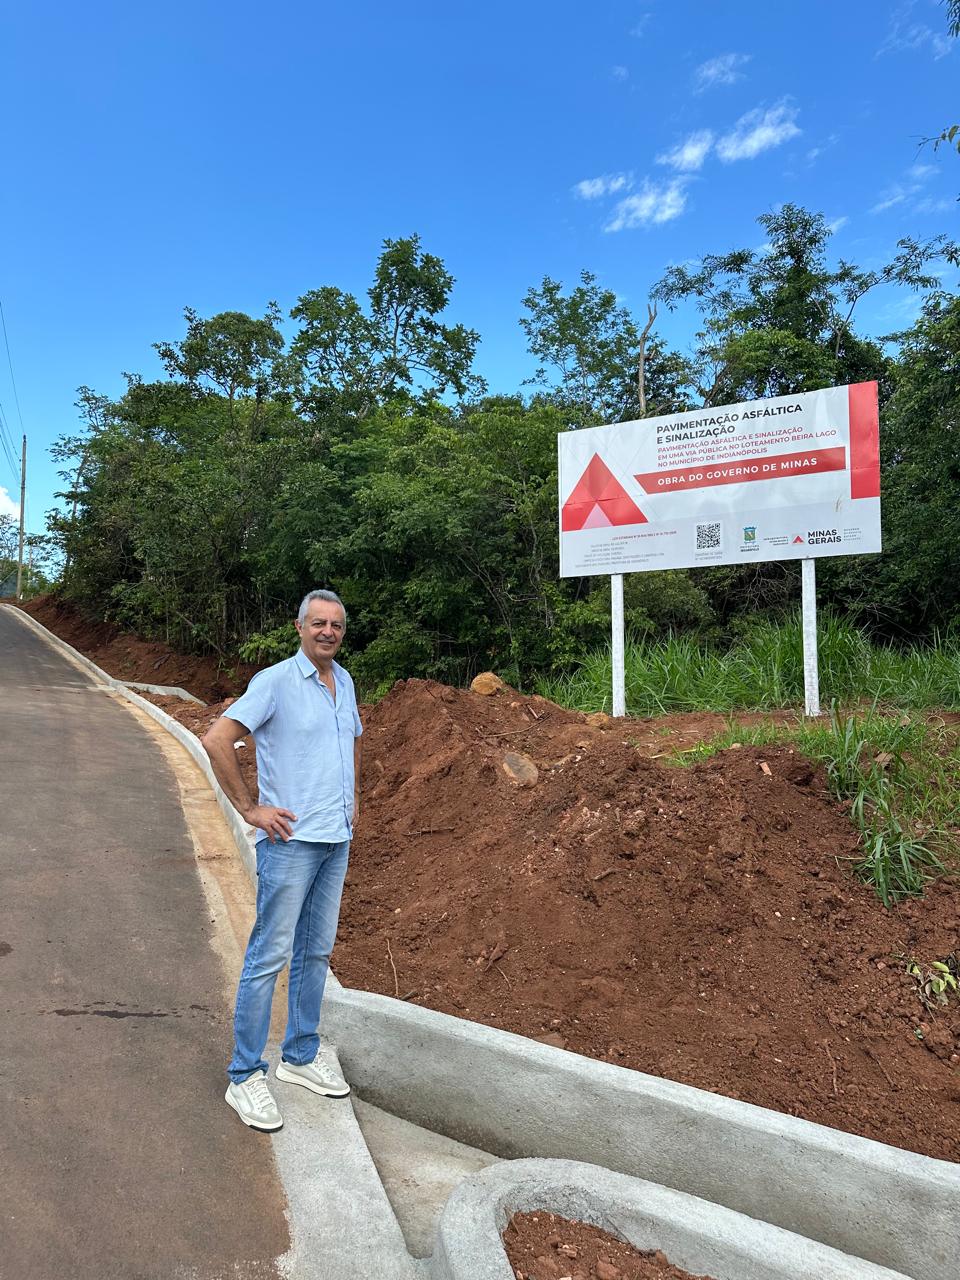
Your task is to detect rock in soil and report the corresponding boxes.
[471,671,505,695]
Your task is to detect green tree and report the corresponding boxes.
[0,512,17,563]
[153,305,287,432]
[824,292,960,631]
[520,270,692,427]
[653,205,952,405]
[289,235,483,418]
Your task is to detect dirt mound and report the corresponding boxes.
[332,678,960,1162]
[16,596,263,702]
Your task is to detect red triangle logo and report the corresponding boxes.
[793,535,805,544]
[562,454,647,531]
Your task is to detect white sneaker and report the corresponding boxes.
[225,1069,283,1131]
[276,1050,350,1098]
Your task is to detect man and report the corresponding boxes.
[202,589,362,1131]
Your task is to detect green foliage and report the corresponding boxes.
[0,512,17,564]
[654,205,956,405]
[520,270,692,425]
[0,514,57,597]
[237,622,299,664]
[653,206,958,626]
[289,234,484,417]
[44,217,960,687]
[537,613,960,715]
[154,305,285,405]
[933,123,960,155]
[904,956,959,1011]
[818,293,960,631]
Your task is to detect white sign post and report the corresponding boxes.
[801,558,820,717]
[558,382,881,718]
[611,573,625,717]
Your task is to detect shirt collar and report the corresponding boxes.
[295,648,340,683]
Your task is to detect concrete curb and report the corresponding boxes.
[323,983,959,1280]
[271,1044,424,1280]
[431,1159,912,1280]
[123,680,204,703]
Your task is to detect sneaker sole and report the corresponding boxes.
[224,1087,284,1131]
[275,1062,351,1097]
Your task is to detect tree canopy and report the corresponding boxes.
[47,211,960,688]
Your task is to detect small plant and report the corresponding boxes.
[238,622,299,664]
[904,955,959,1012]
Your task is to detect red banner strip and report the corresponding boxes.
[848,381,880,499]
[635,447,847,494]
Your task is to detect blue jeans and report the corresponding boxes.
[228,838,349,1083]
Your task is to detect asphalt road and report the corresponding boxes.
[0,606,289,1279]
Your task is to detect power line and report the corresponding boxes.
[0,396,18,482]
[0,300,25,507]
[0,300,26,436]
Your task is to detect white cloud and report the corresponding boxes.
[827,216,849,234]
[694,52,751,92]
[914,196,954,215]
[870,162,942,214]
[630,13,652,38]
[716,102,801,161]
[604,178,689,231]
[657,130,714,172]
[877,3,954,59]
[0,485,20,520]
[573,173,632,200]
[806,133,839,165]
[612,65,629,81]
[871,186,908,213]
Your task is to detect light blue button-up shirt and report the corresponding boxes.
[227,649,363,844]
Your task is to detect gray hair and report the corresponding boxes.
[297,589,347,627]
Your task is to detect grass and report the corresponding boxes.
[536,616,960,904]
[535,613,960,716]
[673,708,960,906]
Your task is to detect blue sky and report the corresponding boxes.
[0,0,957,535]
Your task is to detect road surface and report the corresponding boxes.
[0,605,289,1279]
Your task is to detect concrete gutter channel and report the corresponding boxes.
[7,604,958,1280]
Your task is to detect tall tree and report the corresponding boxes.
[823,291,960,631]
[289,235,483,418]
[653,204,953,404]
[153,306,287,432]
[520,270,691,427]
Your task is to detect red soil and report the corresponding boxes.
[15,595,263,701]
[503,1211,716,1280]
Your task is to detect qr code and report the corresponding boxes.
[696,522,722,550]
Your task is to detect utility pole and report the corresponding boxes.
[15,434,25,599]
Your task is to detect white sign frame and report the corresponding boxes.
[558,382,881,579]
[558,383,881,718]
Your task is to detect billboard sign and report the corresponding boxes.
[558,382,881,577]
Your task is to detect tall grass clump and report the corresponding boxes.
[676,708,960,905]
[536,613,960,716]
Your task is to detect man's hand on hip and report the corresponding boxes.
[245,804,297,842]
